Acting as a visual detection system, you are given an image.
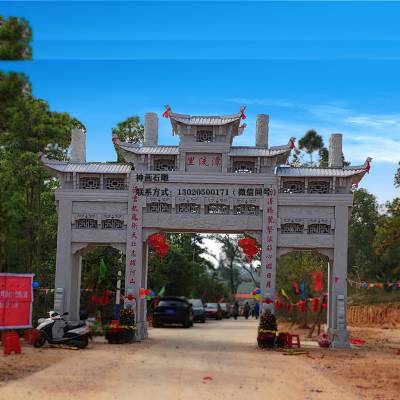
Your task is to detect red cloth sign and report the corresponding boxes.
[0,274,34,329]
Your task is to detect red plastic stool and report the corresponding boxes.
[285,333,301,349]
[25,329,40,345]
[3,331,22,355]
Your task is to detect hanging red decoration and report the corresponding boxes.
[239,123,247,130]
[297,300,306,313]
[289,137,296,149]
[286,303,292,312]
[90,289,112,305]
[313,271,323,292]
[239,105,247,119]
[162,105,171,118]
[238,236,259,262]
[292,282,300,295]
[275,299,283,310]
[321,301,328,310]
[148,233,170,259]
[311,297,320,312]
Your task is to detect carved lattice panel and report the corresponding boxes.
[280,223,304,234]
[79,176,100,190]
[102,219,124,229]
[233,204,259,215]
[147,202,172,213]
[233,161,256,174]
[176,203,200,214]
[205,204,230,215]
[104,177,126,190]
[282,180,305,193]
[308,181,330,194]
[74,219,98,229]
[196,129,213,143]
[154,158,176,171]
[308,224,331,234]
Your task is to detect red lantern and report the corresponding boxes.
[263,297,273,304]
[275,299,283,310]
[148,233,170,259]
[311,297,320,312]
[238,237,259,262]
[297,300,306,313]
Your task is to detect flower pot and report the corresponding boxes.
[257,331,276,348]
[104,322,136,344]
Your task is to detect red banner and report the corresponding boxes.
[0,273,34,329]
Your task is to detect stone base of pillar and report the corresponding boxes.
[135,321,148,341]
[329,328,350,349]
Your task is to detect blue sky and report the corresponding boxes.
[1,1,399,203]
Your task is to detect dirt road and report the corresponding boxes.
[0,319,360,400]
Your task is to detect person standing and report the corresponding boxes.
[233,301,239,320]
[254,302,260,319]
[244,302,250,320]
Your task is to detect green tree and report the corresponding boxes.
[276,251,327,303]
[395,161,400,188]
[318,147,329,167]
[373,198,400,279]
[0,16,32,60]
[112,116,144,143]
[298,129,324,165]
[209,234,259,294]
[348,189,380,279]
[0,72,80,279]
[112,116,144,162]
[148,234,230,301]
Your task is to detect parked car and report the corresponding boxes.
[152,297,193,328]
[189,299,206,323]
[219,303,231,318]
[205,303,223,320]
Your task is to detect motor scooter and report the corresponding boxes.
[34,311,91,349]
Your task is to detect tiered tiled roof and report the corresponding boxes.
[276,164,368,178]
[169,112,242,126]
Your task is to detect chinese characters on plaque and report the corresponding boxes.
[185,153,222,172]
[264,186,276,293]
[129,186,139,287]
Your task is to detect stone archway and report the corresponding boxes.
[43,108,370,349]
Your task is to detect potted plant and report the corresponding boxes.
[105,309,136,344]
[257,311,278,349]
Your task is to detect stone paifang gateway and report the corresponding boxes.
[42,107,371,348]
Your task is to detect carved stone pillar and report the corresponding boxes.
[329,205,350,348]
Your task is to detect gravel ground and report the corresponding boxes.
[0,319,399,400]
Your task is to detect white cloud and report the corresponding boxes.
[224,97,296,108]
[345,115,400,129]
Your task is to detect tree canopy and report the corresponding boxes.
[298,129,325,165]
[0,72,80,282]
[0,16,32,60]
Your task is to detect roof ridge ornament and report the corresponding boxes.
[111,132,121,146]
[162,104,171,118]
[364,157,372,173]
[240,105,247,120]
